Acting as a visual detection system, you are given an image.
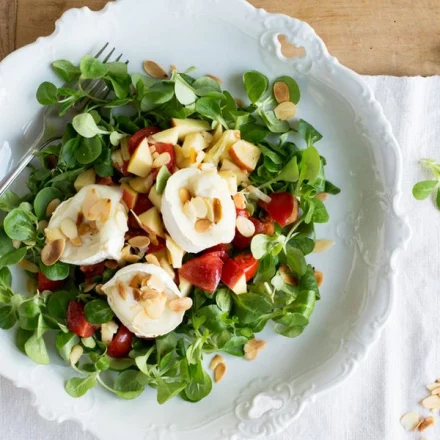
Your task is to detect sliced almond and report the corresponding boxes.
[146,274,165,292]
[236,216,255,238]
[60,218,78,240]
[41,238,65,266]
[76,212,84,226]
[213,198,223,223]
[195,219,213,233]
[244,338,266,361]
[133,288,142,301]
[82,188,100,219]
[191,196,208,218]
[179,187,191,204]
[146,254,161,267]
[78,223,91,236]
[12,240,21,249]
[143,292,167,319]
[121,245,141,264]
[209,354,224,370]
[400,412,420,431]
[313,239,334,253]
[143,60,168,79]
[315,270,324,287]
[274,101,297,121]
[69,345,84,365]
[206,74,222,85]
[421,395,440,409]
[427,382,440,391]
[117,281,127,300]
[87,198,112,223]
[140,288,160,300]
[129,273,146,289]
[168,297,193,313]
[128,236,151,249]
[431,387,440,395]
[315,192,329,201]
[419,416,435,432]
[280,264,297,286]
[37,220,48,233]
[152,152,171,168]
[159,257,176,280]
[70,236,83,247]
[214,363,226,383]
[46,199,61,217]
[183,201,197,223]
[233,193,246,210]
[273,81,290,104]
[18,259,39,273]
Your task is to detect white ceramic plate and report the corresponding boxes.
[0,0,410,438]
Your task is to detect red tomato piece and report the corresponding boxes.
[234,253,259,281]
[232,217,265,250]
[204,243,230,255]
[96,176,114,186]
[37,272,65,292]
[107,324,133,358]
[236,208,250,218]
[179,254,224,293]
[260,192,299,227]
[132,194,153,215]
[221,257,245,290]
[67,301,95,338]
[154,143,176,174]
[128,126,161,154]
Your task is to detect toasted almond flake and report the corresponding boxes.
[89,221,98,231]
[82,188,100,218]
[116,282,127,300]
[195,219,213,233]
[431,387,440,395]
[315,192,329,201]
[46,198,61,217]
[152,152,171,168]
[69,345,83,365]
[273,81,290,104]
[170,64,178,72]
[159,257,176,279]
[400,412,420,431]
[168,297,193,313]
[143,292,167,319]
[133,288,142,301]
[41,238,65,266]
[436,378,440,383]
[76,212,85,226]
[183,201,197,223]
[191,196,208,218]
[427,382,440,391]
[128,236,151,249]
[60,218,78,240]
[143,60,168,79]
[140,288,160,300]
[12,240,21,249]
[214,363,226,383]
[244,338,266,361]
[179,187,191,204]
[209,354,225,370]
[101,320,118,345]
[146,254,161,267]
[17,259,39,273]
[247,185,272,203]
[313,239,334,253]
[235,98,244,108]
[71,236,83,247]
[141,275,152,287]
[45,227,65,242]
[37,220,48,233]
[211,198,222,223]
[279,264,297,286]
[274,101,297,121]
[421,395,440,409]
[233,193,246,210]
[419,416,435,432]
[84,283,97,293]
[315,270,324,287]
[236,216,255,238]
[78,223,91,236]
[146,274,165,292]
[87,198,112,223]
[121,245,141,263]
[129,273,145,289]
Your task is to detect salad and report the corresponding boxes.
[0,55,339,403]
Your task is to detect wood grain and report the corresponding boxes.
[0,0,440,76]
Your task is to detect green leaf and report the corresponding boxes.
[36,82,58,105]
[300,146,321,182]
[299,265,320,300]
[106,356,135,371]
[288,237,315,256]
[84,299,114,324]
[243,71,268,103]
[195,305,227,333]
[0,305,16,329]
[79,55,108,79]
[155,166,171,195]
[285,244,307,276]
[39,261,70,281]
[240,123,269,143]
[324,180,341,195]
[195,97,227,127]
[274,76,300,104]
[65,374,98,397]
[254,254,277,283]
[260,110,290,133]
[287,289,316,320]
[436,188,440,210]
[24,331,49,365]
[33,187,63,219]
[276,155,299,182]
[222,335,248,356]
[144,82,175,104]
[113,370,145,399]
[72,113,108,139]
[46,291,76,321]
[0,247,27,267]
[56,331,80,361]
[232,293,272,324]
[52,60,81,82]
[311,199,329,223]
[4,208,36,241]
[0,267,12,294]
[251,234,275,259]
[18,299,41,330]
[175,76,197,105]
[156,377,187,404]
[298,120,322,146]
[413,180,438,200]
[215,289,232,312]
[16,328,33,353]
[75,136,102,164]
[59,137,79,168]
[192,77,221,96]
[182,361,212,402]
[109,131,126,147]
[274,312,308,337]
[0,191,20,212]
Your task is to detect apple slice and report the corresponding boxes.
[179,275,193,297]
[128,176,153,194]
[171,118,211,140]
[211,123,223,145]
[166,235,184,269]
[121,183,139,210]
[148,185,163,210]
[127,138,153,177]
[138,206,165,238]
[204,130,240,166]
[221,257,247,294]
[174,145,195,169]
[229,140,261,171]
[218,170,238,195]
[74,169,96,192]
[220,159,249,185]
[182,132,207,158]
[151,127,180,145]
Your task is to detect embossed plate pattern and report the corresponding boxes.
[0,0,410,438]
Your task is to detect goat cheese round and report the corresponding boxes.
[161,168,235,253]
[47,184,128,265]
[101,263,188,338]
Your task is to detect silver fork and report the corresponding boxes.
[0,43,123,197]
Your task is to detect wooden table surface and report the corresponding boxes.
[0,0,440,76]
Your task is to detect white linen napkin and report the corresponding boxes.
[1,76,439,440]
